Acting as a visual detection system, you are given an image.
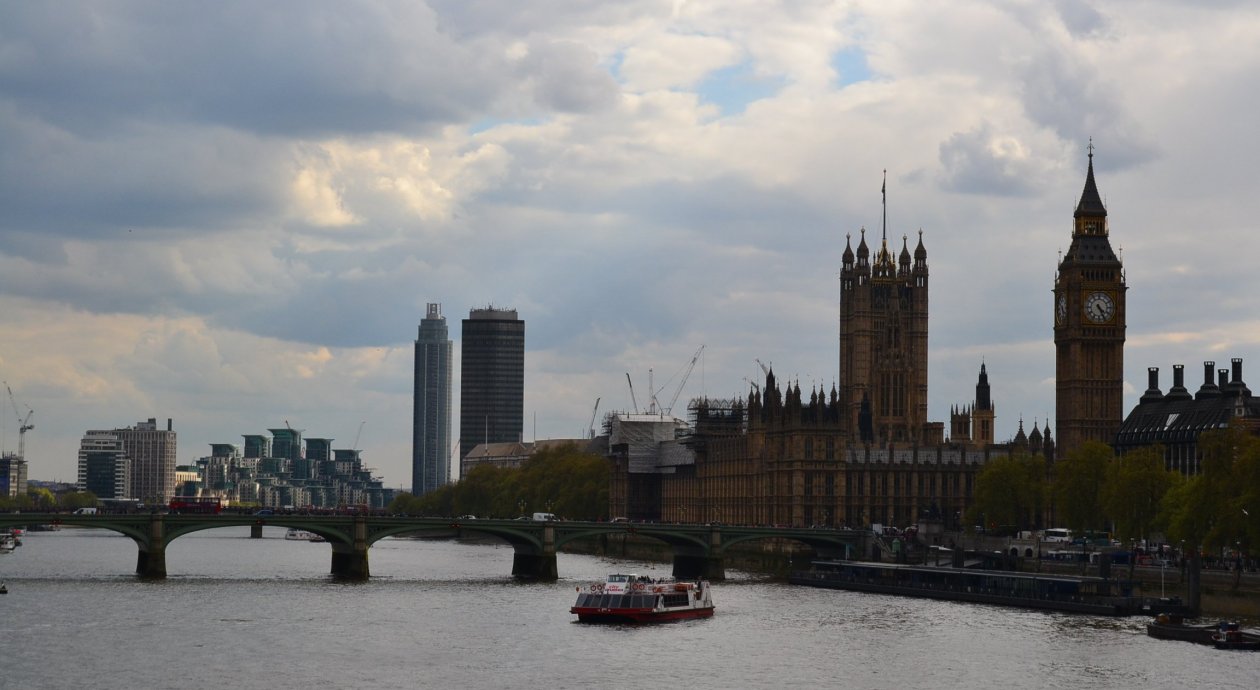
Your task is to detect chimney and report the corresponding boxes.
[1141,367,1164,404]
[1196,361,1220,400]
[1167,364,1192,401]
[167,418,173,432]
[1220,369,1229,388]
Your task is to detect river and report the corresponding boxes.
[1,528,1254,689]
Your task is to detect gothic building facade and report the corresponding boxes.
[1054,145,1127,457]
[608,178,1065,530]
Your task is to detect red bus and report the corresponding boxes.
[169,496,224,514]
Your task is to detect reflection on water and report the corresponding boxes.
[1,529,1256,690]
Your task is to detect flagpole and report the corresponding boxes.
[881,169,887,241]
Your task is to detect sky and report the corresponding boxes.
[3,1,1260,489]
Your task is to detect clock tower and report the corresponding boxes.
[1054,143,1126,458]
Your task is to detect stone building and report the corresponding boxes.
[1115,359,1260,474]
[607,172,1079,528]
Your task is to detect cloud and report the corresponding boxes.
[5,1,1260,488]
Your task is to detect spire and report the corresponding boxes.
[1074,138,1107,219]
[881,169,887,242]
[975,361,991,410]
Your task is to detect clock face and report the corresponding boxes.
[1056,294,1067,324]
[1085,291,1115,323]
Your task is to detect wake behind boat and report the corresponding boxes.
[571,573,714,623]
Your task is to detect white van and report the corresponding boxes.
[1042,528,1071,543]
[73,507,98,515]
[532,512,557,522]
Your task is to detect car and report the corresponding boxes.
[610,517,629,523]
[515,516,531,521]
[457,515,477,520]
[253,509,274,516]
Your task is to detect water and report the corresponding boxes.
[2,528,1255,689]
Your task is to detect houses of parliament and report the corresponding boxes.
[609,149,1126,529]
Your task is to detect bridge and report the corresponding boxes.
[0,513,868,581]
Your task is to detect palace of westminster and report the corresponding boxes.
[608,147,1259,529]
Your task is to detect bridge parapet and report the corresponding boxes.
[0,514,869,582]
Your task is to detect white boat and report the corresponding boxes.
[0,535,16,553]
[571,573,715,623]
[285,528,319,541]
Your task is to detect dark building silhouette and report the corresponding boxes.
[459,307,524,462]
[1115,359,1260,474]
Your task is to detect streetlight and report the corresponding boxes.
[518,499,525,517]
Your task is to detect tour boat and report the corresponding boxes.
[571,573,714,623]
[285,528,319,541]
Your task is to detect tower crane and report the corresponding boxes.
[353,421,366,450]
[663,345,705,415]
[5,381,34,461]
[586,398,600,439]
[755,358,770,376]
[625,373,639,414]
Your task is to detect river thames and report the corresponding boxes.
[1,528,1255,689]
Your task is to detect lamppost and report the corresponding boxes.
[518,499,526,517]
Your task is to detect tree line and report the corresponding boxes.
[389,442,611,520]
[966,421,1260,559]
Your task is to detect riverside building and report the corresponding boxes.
[459,307,524,463]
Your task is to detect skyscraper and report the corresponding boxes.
[460,307,524,462]
[413,303,453,494]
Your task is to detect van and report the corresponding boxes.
[73,507,98,515]
[1042,528,1072,543]
[532,512,557,522]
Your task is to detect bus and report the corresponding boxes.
[169,496,223,514]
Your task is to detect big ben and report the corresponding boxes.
[1054,143,1126,457]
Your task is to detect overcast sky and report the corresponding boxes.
[3,1,1259,488]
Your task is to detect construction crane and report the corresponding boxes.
[626,373,639,414]
[663,345,705,415]
[353,421,366,450]
[586,398,601,439]
[4,381,34,461]
[755,358,770,377]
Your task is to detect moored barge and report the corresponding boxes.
[791,560,1183,616]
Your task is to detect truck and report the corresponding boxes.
[532,512,557,522]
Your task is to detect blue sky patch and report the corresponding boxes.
[695,61,785,116]
[832,46,872,87]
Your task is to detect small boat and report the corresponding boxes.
[1211,622,1260,651]
[571,573,714,623]
[284,528,319,541]
[0,583,7,594]
[0,535,16,553]
[1146,614,1219,644]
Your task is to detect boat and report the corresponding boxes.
[571,573,714,623]
[1146,614,1219,644]
[285,528,319,541]
[1211,622,1260,651]
[0,534,16,553]
[791,559,1184,616]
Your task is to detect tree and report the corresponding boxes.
[1101,445,1177,543]
[1052,440,1111,533]
[966,451,1045,532]
[1161,422,1260,588]
[386,443,612,521]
